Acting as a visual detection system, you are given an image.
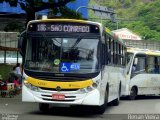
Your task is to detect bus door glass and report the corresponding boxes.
[131,54,147,78]
[130,54,151,92]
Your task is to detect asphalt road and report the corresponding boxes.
[0,95,160,120]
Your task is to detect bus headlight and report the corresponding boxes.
[24,81,39,92]
[79,81,99,93]
[92,80,99,88]
[79,88,86,93]
[86,86,93,91]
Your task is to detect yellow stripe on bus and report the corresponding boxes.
[31,19,88,24]
[146,51,160,56]
[26,76,93,89]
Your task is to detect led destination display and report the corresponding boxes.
[37,24,90,33]
[28,22,100,33]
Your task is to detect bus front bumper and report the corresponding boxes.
[22,84,102,106]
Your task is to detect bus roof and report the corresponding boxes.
[28,19,102,27]
[127,47,160,56]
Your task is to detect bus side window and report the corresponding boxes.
[108,38,112,64]
[148,56,160,74]
[147,56,155,73]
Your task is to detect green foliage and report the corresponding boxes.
[4,21,25,32]
[59,6,83,19]
[0,64,13,81]
[90,0,160,41]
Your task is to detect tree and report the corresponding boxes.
[0,0,82,26]
[93,0,160,41]
[4,21,24,32]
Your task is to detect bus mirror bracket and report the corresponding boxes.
[18,30,26,57]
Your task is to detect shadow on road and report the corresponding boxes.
[27,105,111,118]
[121,95,160,100]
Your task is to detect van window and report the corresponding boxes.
[148,56,160,74]
[132,55,147,75]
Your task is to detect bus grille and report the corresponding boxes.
[42,98,75,102]
[40,87,79,91]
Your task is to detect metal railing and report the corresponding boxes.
[0,32,21,64]
[0,32,19,49]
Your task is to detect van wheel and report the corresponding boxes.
[39,103,49,112]
[130,87,137,100]
[96,87,108,114]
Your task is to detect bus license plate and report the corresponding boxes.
[52,94,65,100]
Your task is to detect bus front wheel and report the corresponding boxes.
[39,103,49,112]
[130,87,137,100]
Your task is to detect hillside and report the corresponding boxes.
[89,0,160,40]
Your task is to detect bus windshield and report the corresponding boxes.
[24,34,100,74]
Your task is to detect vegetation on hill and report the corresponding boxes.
[89,0,160,40]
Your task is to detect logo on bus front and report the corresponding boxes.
[56,86,61,91]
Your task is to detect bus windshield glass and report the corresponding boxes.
[24,34,100,74]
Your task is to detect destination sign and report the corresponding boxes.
[37,24,90,32]
[28,22,100,33]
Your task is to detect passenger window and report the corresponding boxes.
[148,56,160,74]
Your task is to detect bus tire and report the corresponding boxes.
[39,103,49,112]
[130,86,137,100]
[112,83,121,106]
[96,86,108,114]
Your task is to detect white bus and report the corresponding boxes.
[123,48,160,100]
[18,19,126,114]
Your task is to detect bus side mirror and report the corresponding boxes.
[134,58,138,65]
[18,31,26,58]
[18,36,23,49]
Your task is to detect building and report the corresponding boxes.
[112,28,160,50]
[112,28,142,41]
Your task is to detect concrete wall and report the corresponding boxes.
[124,40,160,51]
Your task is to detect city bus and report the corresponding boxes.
[123,47,160,100]
[18,19,126,114]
